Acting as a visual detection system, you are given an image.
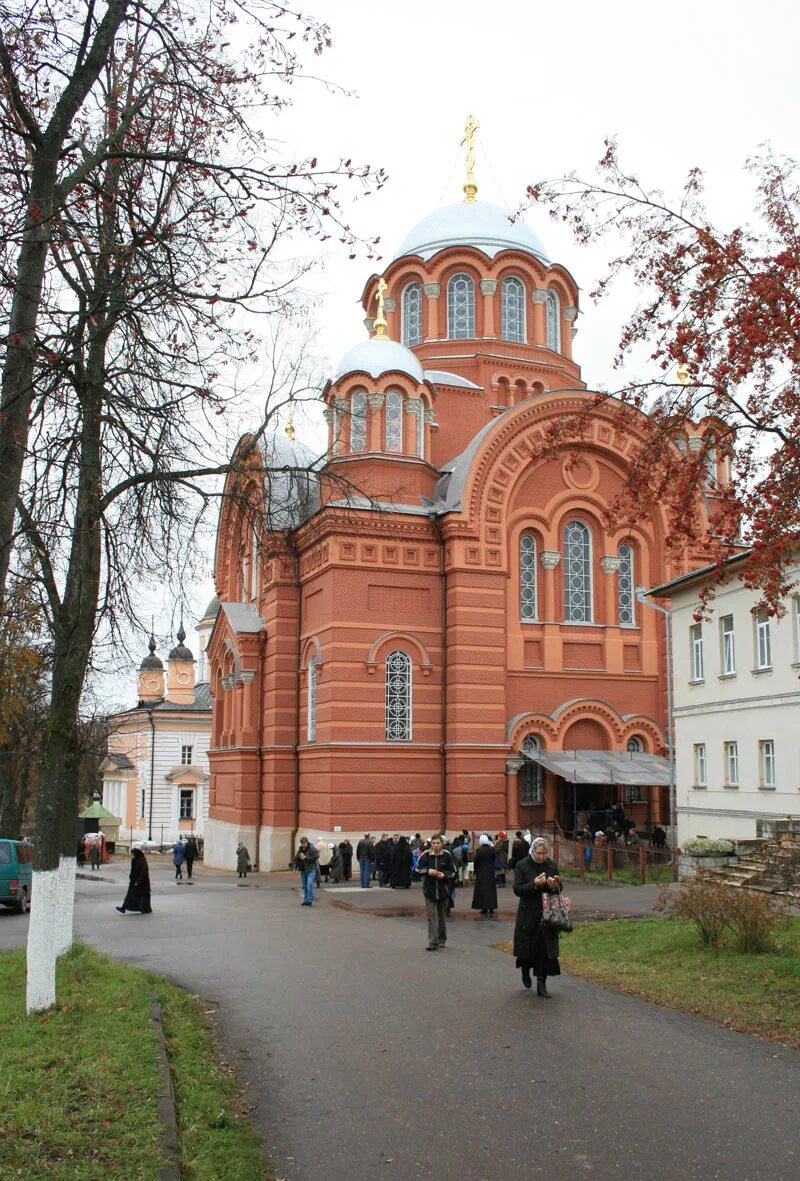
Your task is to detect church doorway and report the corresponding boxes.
[557,782,615,835]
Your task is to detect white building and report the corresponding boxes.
[100,615,215,846]
[649,554,800,843]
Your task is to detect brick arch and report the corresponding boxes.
[621,715,665,753]
[551,699,625,746]
[366,631,433,673]
[562,718,608,750]
[507,712,559,747]
[302,636,323,669]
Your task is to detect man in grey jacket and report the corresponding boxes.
[416,835,456,950]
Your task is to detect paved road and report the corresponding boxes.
[2,863,798,1180]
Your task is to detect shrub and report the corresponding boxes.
[670,874,732,946]
[724,889,782,953]
[682,837,735,857]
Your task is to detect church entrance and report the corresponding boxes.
[557,782,617,835]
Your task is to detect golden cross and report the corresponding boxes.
[461,114,479,202]
[373,276,388,339]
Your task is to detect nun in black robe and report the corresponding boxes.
[117,848,152,914]
[513,839,561,995]
[389,836,412,888]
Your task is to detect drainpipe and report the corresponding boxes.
[253,628,266,870]
[147,708,156,842]
[636,587,675,844]
[429,513,447,832]
[286,531,303,857]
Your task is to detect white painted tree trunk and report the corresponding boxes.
[26,857,77,1013]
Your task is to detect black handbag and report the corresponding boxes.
[542,893,573,933]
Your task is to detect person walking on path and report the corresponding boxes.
[417,835,456,950]
[389,835,412,888]
[512,836,562,996]
[294,837,319,906]
[172,839,185,882]
[183,835,198,880]
[471,834,499,918]
[339,839,353,881]
[116,848,152,914]
[494,831,509,887]
[356,833,375,889]
[328,843,343,883]
[236,843,251,879]
[89,842,101,872]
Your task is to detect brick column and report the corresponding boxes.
[480,279,497,338]
[423,282,441,341]
[531,289,547,344]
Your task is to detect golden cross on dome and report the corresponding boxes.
[461,114,479,203]
[373,276,388,339]
[676,363,689,386]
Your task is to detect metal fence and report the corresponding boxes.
[551,837,675,885]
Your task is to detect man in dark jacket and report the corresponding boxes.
[356,833,375,889]
[509,831,530,870]
[417,835,456,950]
[294,837,319,906]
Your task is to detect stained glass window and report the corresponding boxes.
[502,276,525,343]
[402,282,422,347]
[546,289,560,351]
[385,650,411,741]
[447,272,475,339]
[618,543,634,626]
[564,520,592,622]
[307,655,317,742]
[385,390,403,452]
[350,390,367,452]
[520,533,537,621]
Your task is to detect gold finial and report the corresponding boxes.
[676,363,689,386]
[461,114,479,203]
[373,276,388,340]
[285,395,296,441]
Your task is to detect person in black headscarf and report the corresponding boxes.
[471,834,498,918]
[116,848,152,914]
[389,835,412,888]
[512,837,561,995]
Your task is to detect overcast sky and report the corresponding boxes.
[115,0,799,701]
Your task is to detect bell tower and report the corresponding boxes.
[138,636,165,704]
[166,624,196,705]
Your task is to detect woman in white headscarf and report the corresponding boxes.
[471,833,498,918]
[512,836,562,995]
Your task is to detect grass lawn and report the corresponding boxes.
[564,865,674,886]
[0,942,272,1180]
[498,916,800,1047]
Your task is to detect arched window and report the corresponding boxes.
[447,272,475,339]
[564,520,593,622]
[385,650,411,741]
[625,736,644,801]
[307,655,317,742]
[502,276,525,343]
[415,400,425,458]
[249,522,259,601]
[521,734,542,804]
[520,533,538,621]
[617,543,635,627]
[350,390,367,452]
[626,736,643,752]
[332,404,342,454]
[546,289,560,352]
[385,390,403,452]
[402,282,422,347]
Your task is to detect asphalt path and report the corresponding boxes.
[2,863,798,1180]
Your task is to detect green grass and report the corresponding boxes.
[564,865,675,886]
[545,916,800,1046]
[0,943,271,1180]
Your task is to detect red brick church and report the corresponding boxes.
[204,145,720,871]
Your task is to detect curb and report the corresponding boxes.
[150,994,181,1181]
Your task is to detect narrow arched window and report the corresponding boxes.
[502,276,525,343]
[307,655,317,742]
[385,650,412,741]
[249,522,259,601]
[332,404,342,454]
[564,520,592,622]
[626,736,643,752]
[520,533,538,621]
[546,290,560,351]
[447,272,475,339]
[415,401,425,458]
[385,390,403,452]
[402,282,422,347]
[350,390,367,452]
[521,734,542,804]
[618,543,635,627]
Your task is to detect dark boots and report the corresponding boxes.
[536,977,551,998]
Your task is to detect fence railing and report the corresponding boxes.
[551,838,675,885]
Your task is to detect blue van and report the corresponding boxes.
[0,839,33,913]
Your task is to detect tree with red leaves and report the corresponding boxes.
[526,141,800,613]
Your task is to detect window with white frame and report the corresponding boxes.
[520,533,538,622]
[385,390,403,452]
[693,743,707,787]
[350,390,367,452]
[307,655,317,743]
[546,290,560,351]
[181,744,193,765]
[520,735,542,804]
[724,741,739,787]
[501,276,525,343]
[402,282,422,347]
[759,739,775,789]
[720,615,735,675]
[385,650,412,741]
[249,522,259,601]
[564,520,592,622]
[690,623,704,681]
[447,273,475,339]
[415,400,424,458]
[179,788,194,819]
[617,543,635,626]
[754,609,772,670]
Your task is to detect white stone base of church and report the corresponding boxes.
[203,819,295,872]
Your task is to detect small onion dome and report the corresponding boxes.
[140,635,163,670]
[168,623,194,662]
[333,337,424,384]
[198,594,219,626]
[393,200,549,264]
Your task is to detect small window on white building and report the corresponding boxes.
[181,745,193,765]
[690,623,704,681]
[724,741,739,787]
[759,740,775,789]
[720,615,735,676]
[693,744,707,787]
[179,789,194,820]
[754,610,772,670]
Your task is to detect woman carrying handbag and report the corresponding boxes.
[512,837,563,996]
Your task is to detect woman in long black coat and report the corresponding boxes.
[389,835,412,888]
[116,848,152,914]
[471,834,498,917]
[512,837,561,995]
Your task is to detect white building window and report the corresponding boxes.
[564,520,592,622]
[385,650,412,741]
[754,610,772,670]
[693,743,707,787]
[447,273,475,339]
[307,655,317,743]
[179,789,194,819]
[520,735,542,804]
[759,739,775,789]
[724,741,739,787]
[520,533,538,622]
[617,543,635,627]
[181,745,193,765]
[720,615,735,675]
[415,401,425,458]
[546,289,560,351]
[402,282,422,347]
[385,390,403,452]
[501,276,525,343]
[350,390,367,452]
[690,623,704,682]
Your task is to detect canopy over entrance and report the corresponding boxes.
[527,749,671,786]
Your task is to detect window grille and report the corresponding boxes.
[385,391,403,452]
[447,273,475,339]
[307,655,317,742]
[564,520,592,622]
[520,533,538,621]
[618,543,635,626]
[520,735,542,804]
[385,650,411,741]
[502,276,525,343]
[402,282,422,347]
[546,290,560,351]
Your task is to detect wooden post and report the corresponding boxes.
[579,842,585,879]
[607,843,613,882]
[639,843,646,885]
